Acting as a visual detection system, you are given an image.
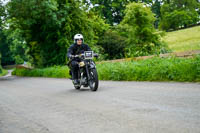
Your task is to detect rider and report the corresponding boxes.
[67,34,91,85]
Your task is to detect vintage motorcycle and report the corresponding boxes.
[68,51,99,91]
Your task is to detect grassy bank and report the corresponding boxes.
[163,26,200,52]
[0,69,8,77]
[97,56,200,82]
[12,66,70,78]
[12,56,200,82]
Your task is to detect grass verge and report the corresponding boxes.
[97,56,200,82]
[12,66,70,78]
[12,56,200,82]
[0,69,8,77]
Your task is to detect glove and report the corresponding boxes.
[68,54,73,59]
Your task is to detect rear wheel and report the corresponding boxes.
[89,69,99,91]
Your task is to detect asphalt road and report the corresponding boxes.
[0,77,200,133]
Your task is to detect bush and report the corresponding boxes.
[12,56,200,82]
[97,56,200,82]
[0,69,8,76]
[97,30,127,60]
[0,66,2,74]
[159,0,200,31]
[120,2,168,57]
[12,66,70,78]
[160,10,199,31]
[0,53,2,74]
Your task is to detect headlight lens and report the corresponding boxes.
[79,61,85,67]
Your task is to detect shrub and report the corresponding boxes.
[97,30,127,60]
[12,66,70,78]
[0,66,2,74]
[97,56,200,82]
[0,53,2,74]
[120,2,169,57]
[12,56,200,82]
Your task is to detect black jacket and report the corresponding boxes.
[67,43,91,58]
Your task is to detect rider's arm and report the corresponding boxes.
[86,44,92,51]
[67,45,73,58]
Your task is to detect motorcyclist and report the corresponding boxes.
[67,34,91,85]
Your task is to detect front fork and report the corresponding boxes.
[80,60,95,83]
[85,63,91,81]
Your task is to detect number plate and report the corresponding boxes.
[84,51,93,59]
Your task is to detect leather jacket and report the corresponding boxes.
[67,43,91,58]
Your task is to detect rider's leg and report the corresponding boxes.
[71,61,79,83]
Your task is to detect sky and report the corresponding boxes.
[1,0,9,5]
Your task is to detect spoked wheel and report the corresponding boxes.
[89,69,99,91]
[73,70,81,90]
[73,80,80,90]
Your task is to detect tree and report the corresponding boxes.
[97,29,126,60]
[7,0,108,67]
[0,53,2,74]
[5,28,29,64]
[120,2,166,57]
[83,0,153,25]
[159,0,200,30]
[151,0,161,28]
[0,1,3,68]
[0,1,15,66]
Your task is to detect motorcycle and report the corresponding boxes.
[68,51,99,91]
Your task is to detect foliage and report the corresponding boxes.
[13,56,200,82]
[97,29,127,60]
[83,11,109,58]
[97,56,200,82]
[83,0,153,25]
[5,28,29,64]
[7,0,72,67]
[120,2,168,57]
[151,0,161,28]
[0,66,2,74]
[7,0,108,67]
[2,0,199,69]
[0,1,5,27]
[0,30,16,66]
[12,66,70,78]
[0,42,1,73]
[0,1,15,66]
[0,69,8,76]
[159,0,200,31]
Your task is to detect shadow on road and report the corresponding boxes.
[67,88,91,93]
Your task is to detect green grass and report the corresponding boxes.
[97,56,200,82]
[0,69,8,77]
[12,56,200,82]
[12,66,70,78]
[163,26,200,52]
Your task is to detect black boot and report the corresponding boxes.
[73,79,79,85]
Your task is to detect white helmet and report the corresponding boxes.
[74,34,84,43]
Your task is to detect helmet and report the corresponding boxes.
[74,34,84,43]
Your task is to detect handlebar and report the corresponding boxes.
[70,53,98,59]
[71,55,81,58]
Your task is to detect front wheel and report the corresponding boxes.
[89,69,99,91]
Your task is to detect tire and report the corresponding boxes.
[74,85,80,90]
[89,69,99,91]
[73,80,80,90]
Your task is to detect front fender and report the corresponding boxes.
[89,62,96,69]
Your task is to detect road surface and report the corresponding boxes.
[0,77,200,133]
